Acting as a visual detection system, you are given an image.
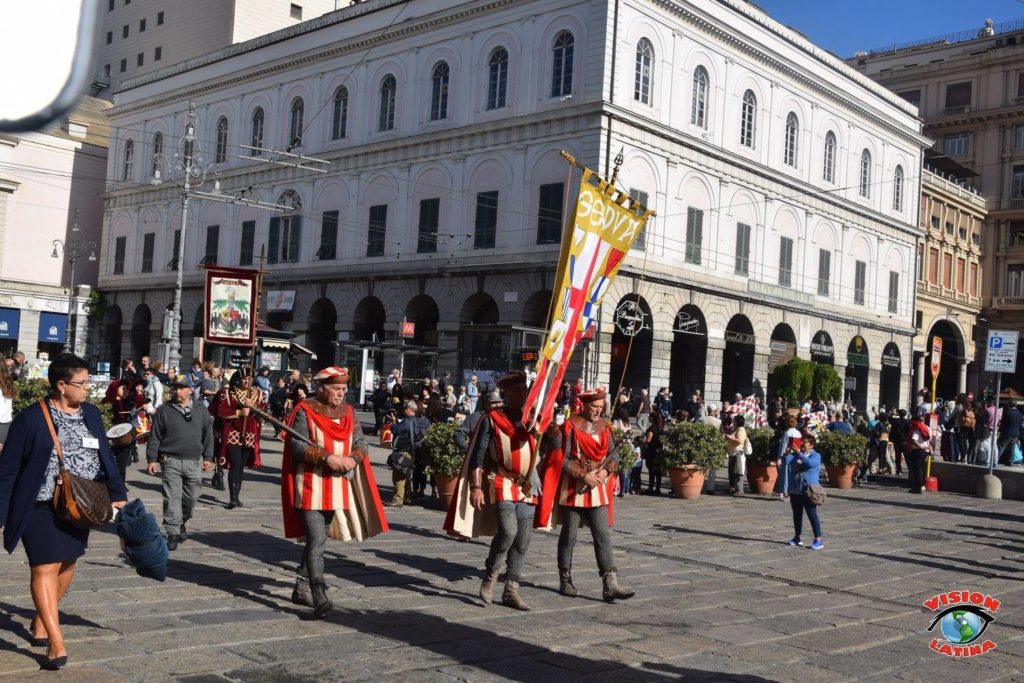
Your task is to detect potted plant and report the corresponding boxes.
[744,427,777,495]
[612,427,638,494]
[816,430,867,489]
[424,421,464,509]
[659,421,726,499]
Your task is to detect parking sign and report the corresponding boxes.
[985,330,1019,374]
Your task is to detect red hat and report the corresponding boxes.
[578,387,607,403]
[313,366,349,385]
[496,369,527,389]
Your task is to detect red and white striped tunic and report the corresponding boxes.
[294,405,354,512]
[488,411,537,504]
[558,419,612,508]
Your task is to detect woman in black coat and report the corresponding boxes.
[0,353,128,669]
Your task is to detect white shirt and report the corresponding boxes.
[0,394,11,423]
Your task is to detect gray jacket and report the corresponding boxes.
[147,403,214,463]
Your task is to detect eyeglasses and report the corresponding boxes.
[65,380,93,388]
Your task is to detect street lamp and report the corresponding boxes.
[51,208,96,353]
[152,100,219,372]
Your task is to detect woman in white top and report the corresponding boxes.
[724,415,749,495]
[0,356,16,445]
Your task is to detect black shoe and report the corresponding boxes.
[226,499,237,510]
[179,525,188,542]
[41,655,67,670]
[166,535,180,551]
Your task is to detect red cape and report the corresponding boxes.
[534,420,615,529]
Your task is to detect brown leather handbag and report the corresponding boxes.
[40,400,112,529]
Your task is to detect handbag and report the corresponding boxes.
[388,419,416,475]
[40,400,113,529]
[805,483,827,506]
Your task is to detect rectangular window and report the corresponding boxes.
[157,10,164,25]
[945,221,954,235]
[944,81,972,109]
[240,221,255,266]
[268,216,302,263]
[473,191,499,249]
[817,249,831,296]
[928,247,939,285]
[154,46,161,61]
[735,223,751,276]
[367,205,387,257]
[136,53,144,67]
[1013,166,1024,198]
[684,207,703,265]
[140,233,154,273]
[1018,72,1024,97]
[1011,221,1024,247]
[854,260,866,305]
[1007,265,1024,296]
[537,183,565,245]
[290,3,302,19]
[1015,125,1024,150]
[943,132,970,156]
[930,215,940,230]
[122,24,129,38]
[139,18,146,31]
[956,257,966,292]
[318,210,338,260]
[103,64,110,78]
[970,262,978,296]
[113,236,126,275]
[120,59,127,73]
[108,0,114,10]
[168,229,180,270]
[417,198,440,253]
[267,218,279,264]
[917,244,924,281]
[888,271,899,313]
[942,253,953,289]
[202,225,219,265]
[106,30,112,44]
[898,89,921,107]
[959,226,968,241]
[628,189,648,250]
[778,237,794,287]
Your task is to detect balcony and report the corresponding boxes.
[1013,97,1024,107]
[1011,198,1024,210]
[942,105,970,116]
[993,296,1024,308]
[747,279,814,306]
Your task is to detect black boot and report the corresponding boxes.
[310,580,333,619]
[601,570,635,603]
[211,470,225,491]
[234,481,244,508]
[291,576,313,607]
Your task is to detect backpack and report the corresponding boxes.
[960,409,976,430]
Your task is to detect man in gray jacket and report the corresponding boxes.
[147,374,214,550]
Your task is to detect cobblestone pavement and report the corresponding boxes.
[0,425,1022,682]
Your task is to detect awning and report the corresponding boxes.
[290,341,317,360]
[0,307,19,339]
[38,312,67,344]
[260,338,290,351]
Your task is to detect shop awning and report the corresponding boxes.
[38,312,67,344]
[260,338,290,351]
[291,341,317,360]
[0,307,20,340]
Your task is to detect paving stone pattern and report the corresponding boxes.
[0,417,1022,681]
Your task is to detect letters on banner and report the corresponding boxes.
[204,266,259,346]
[523,165,654,431]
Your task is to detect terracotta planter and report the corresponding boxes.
[747,462,778,495]
[433,473,459,510]
[667,466,705,500]
[825,464,857,489]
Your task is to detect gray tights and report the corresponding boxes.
[557,505,614,574]
[485,501,534,582]
[298,509,332,582]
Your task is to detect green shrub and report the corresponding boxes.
[812,363,843,403]
[13,378,114,433]
[612,427,638,473]
[816,430,867,467]
[746,427,776,464]
[659,421,727,473]
[424,420,464,477]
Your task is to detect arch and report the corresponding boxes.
[461,292,499,325]
[215,116,229,164]
[250,106,265,154]
[331,85,348,140]
[405,294,440,346]
[289,96,305,146]
[722,314,756,402]
[379,74,397,132]
[925,319,965,401]
[846,335,870,412]
[691,65,709,127]
[783,112,799,167]
[893,164,905,212]
[430,61,450,121]
[487,46,509,110]
[522,290,553,328]
[610,295,653,394]
[352,296,386,342]
[551,30,574,97]
[739,89,757,148]
[130,303,151,361]
[151,131,163,178]
[122,138,135,182]
[767,323,798,400]
[634,37,654,105]
[810,330,835,365]
[101,305,123,368]
[307,298,337,371]
[880,341,902,412]
[822,130,837,183]
[859,148,872,198]
[670,304,707,399]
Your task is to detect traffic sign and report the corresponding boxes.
[985,330,1019,374]
[930,336,942,378]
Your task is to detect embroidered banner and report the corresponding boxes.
[204,266,259,346]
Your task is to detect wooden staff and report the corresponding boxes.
[243,403,313,447]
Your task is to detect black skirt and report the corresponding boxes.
[21,501,89,566]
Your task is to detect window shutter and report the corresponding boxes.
[268,217,280,264]
[288,215,301,262]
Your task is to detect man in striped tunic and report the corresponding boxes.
[465,370,540,611]
[280,366,388,619]
[538,388,634,603]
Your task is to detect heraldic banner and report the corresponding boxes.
[204,266,259,346]
[523,160,654,432]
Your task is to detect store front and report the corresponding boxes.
[0,307,20,357]
[37,312,67,359]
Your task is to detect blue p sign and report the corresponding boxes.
[991,337,1004,349]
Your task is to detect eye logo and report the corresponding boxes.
[924,591,999,658]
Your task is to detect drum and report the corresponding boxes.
[106,423,134,448]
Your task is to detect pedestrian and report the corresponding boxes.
[997,401,1023,466]
[0,360,16,446]
[906,411,931,494]
[453,391,503,454]
[786,434,824,550]
[370,380,390,436]
[888,409,908,474]
[211,367,266,509]
[143,369,164,409]
[725,414,749,495]
[536,387,634,603]
[9,350,25,380]
[280,366,388,618]
[269,377,288,419]
[642,412,665,495]
[386,401,427,507]
[146,374,215,550]
[255,367,272,397]
[0,353,128,670]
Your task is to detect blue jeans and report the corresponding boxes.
[790,492,821,539]
[618,470,630,497]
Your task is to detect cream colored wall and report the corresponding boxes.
[231,0,339,43]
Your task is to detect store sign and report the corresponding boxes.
[400,321,415,338]
[725,330,755,346]
[614,300,648,337]
[931,336,944,378]
[810,332,833,358]
[38,312,67,344]
[768,340,796,371]
[882,346,901,368]
[847,335,868,367]
[0,307,20,339]
[265,290,296,312]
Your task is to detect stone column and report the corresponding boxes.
[706,335,725,403]
[915,353,926,395]
[959,360,968,395]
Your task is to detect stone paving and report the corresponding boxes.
[1,424,1023,681]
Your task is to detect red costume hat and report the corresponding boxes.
[578,387,607,403]
[313,366,349,384]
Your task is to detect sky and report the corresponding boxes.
[754,0,1024,58]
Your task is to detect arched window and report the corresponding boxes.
[783,112,799,167]
[289,97,304,146]
[859,149,872,198]
[551,31,574,98]
[250,107,264,156]
[430,61,450,121]
[215,116,228,164]
[740,90,757,148]
[151,132,162,177]
[822,131,836,183]
[634,38,653,104]
[691,66,708,128]
[487,47,508,110]
[122,139,134,181]
[893,165,905,211]
[332,86,348,140]
[379,75,396,131]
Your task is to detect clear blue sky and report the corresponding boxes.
[754,1,1024,57]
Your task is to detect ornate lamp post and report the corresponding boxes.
[51,208,96,353]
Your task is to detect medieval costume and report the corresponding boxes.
[536,388,634,603]
[280,366,388,618]
[211,367,267,509]
[443,370,540,611]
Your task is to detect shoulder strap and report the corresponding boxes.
[39,399,66,469]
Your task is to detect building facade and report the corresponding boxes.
[99,0,927,410]
[853,18,1024,396]
[0,98,110,361]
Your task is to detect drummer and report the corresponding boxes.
[105,381,137,483]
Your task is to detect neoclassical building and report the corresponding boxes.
[99,0,928,409]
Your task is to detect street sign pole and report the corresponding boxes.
[989,372,1002,477]
[980,330,1017,500]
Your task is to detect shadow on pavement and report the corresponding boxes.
[0,599,103,666]
[850,549,1023,582]
[653,524,780,546]
[166,558,304,616]
[366,548,478,583]
[827,493,1024,523]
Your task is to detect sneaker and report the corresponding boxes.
[787,538,803,546]
[810,540,824,550]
